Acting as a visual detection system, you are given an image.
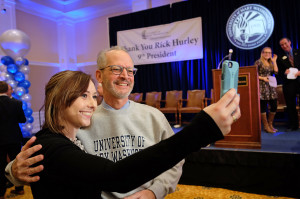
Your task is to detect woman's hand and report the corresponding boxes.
[204,89,241,136]
[263,77,269,82]
[271,54,277,62]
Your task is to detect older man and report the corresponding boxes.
[77,46,183,199]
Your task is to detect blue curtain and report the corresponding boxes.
[109,0,300,99]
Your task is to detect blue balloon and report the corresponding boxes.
[15,87,26,96]
[14,72,25,82]
[24,108,33,117]
[24,59,29,65]
[7,64,18,73]
[18,80,31,89]
[15,60,24,66]
[12,93,20,100]
[25,88,29,94]
[1,56,14,65]
[22,131,31,138]
[22,101,28,110]
[27,116,34,123]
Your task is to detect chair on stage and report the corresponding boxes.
[207,88,214,105]
[159,90,182,124]
[276,85,287,112]
[129,92,143,103]
[144,91,161,108]
[178,89,206,125]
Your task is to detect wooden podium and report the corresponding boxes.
[212,66,261,149]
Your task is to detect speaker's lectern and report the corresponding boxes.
[212,66,261,149]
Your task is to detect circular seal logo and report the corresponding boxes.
[226,4,274,50]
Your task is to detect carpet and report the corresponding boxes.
[5,185,296,199]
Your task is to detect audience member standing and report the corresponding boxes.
[0,81,26,198]
[276,38,300,131]
[255,47,278,133]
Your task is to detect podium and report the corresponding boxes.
[212,66,261,149]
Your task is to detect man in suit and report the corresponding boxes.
[276,38,300,131]
[0,81,26,198]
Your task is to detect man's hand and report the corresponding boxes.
[12,136,44,183]
[204,88,241,136]
[124,189,156,199]
[285,69,290,75]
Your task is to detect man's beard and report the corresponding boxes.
[103,79,134,99]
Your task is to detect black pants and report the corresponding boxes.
[283,80,300,128]
[0,143,23,196]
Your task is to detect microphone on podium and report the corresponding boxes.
[217,49,233,69]
[228,49,233,60]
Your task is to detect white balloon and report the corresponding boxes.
[0,29,31,60]
[26,102,31,108]
[6,79,18,88]
[1,72,13,81]
[25,123,33,131]
[19,65,30,74]
[0,72,7,81]
[21,93,32,102]
[0,65,7,72]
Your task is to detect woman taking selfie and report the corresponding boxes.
[18,70,239,199]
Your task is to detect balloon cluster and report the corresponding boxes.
[0,29,32,137]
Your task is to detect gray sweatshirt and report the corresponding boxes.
[77,100,184,199]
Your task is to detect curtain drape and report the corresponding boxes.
[109,0,300,99]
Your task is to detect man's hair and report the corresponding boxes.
[96,46,128,70]
[43,70,92,133]
[0,81,8,93]
[279,37,291,43]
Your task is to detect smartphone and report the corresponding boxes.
[220,60,239,98]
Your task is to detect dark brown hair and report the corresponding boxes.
[0,81,8,93]
[43,70,92,133]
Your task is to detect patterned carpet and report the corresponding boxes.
[4,185,296,199]
[165,184,296,199]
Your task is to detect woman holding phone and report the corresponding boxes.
[8,70,240,199]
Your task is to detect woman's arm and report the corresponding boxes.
[271,54,278,74]
[12,89,240,193]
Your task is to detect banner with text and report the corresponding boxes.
[117,17,203,65]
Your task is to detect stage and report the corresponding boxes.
[173,121,300,198]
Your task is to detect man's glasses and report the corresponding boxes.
[100,65,138,76]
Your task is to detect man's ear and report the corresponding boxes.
[95,70,102,83]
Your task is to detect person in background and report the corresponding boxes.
[276,38,300,131]
[255,47,278,133]
[10,70,240,199]
[0,81,26,199]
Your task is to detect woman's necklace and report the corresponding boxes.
[69,137,86,152]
